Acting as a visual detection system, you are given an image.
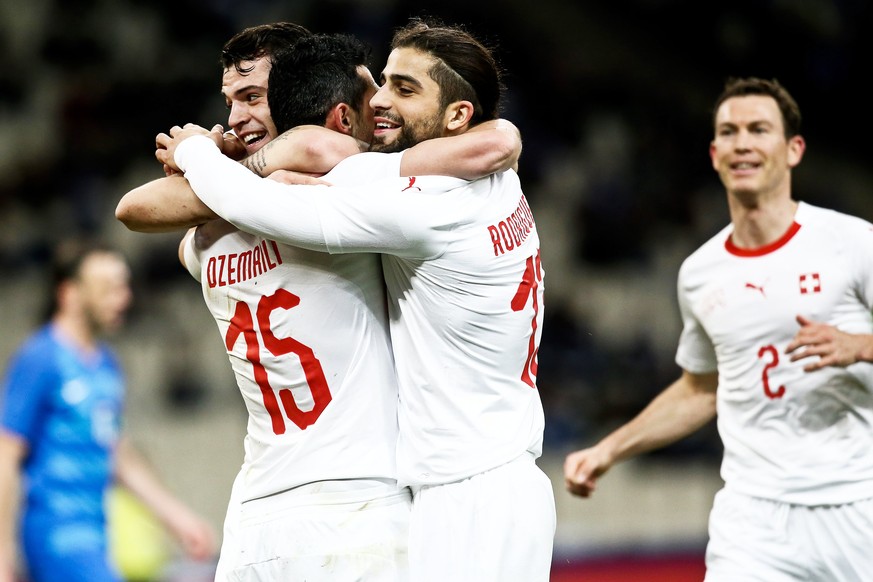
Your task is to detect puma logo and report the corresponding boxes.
[745,282,766,297]
[402,176,421,192]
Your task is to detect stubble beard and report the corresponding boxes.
[369,112,444,153]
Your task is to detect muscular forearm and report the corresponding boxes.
[240,125,365,177]
[116,175,217,232]
[599,371,718,465]
[400,118,522,179]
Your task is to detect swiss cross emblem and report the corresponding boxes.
[799,273,821,294]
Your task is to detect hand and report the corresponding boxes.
[563,445,612,498]
[155,123,224,173]
[785,315,866,371]
[267,169,332,186]
[167,507,217,562]
[221,131,248,161]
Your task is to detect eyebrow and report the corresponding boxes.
[223,84,267,99]
[382,72,424,89]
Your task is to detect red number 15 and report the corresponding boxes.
[225,289,332,435]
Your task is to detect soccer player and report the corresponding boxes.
[563,77,873,581]
[0,242,215,582]
[117,27,524,581]
[151,19,555,582]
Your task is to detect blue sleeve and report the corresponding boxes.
[0,337,56,443]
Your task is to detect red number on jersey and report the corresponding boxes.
[225,289,332,435]
[758,344,785,399]
[511,249,543,388]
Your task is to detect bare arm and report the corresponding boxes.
[209,120,522,181]
[237,125,366,177]
[785,314,873,371]
[118,125,362,233]
[114,437,216,561]
[563,370,718,498]
[0,431,26,582]
[116,175,218,232]
[400,118,522,179]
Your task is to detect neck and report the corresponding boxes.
[52,311,98,353]
[726,192,798,250]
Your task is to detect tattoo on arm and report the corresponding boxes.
[242,149,268,176]
[239,128,298,176]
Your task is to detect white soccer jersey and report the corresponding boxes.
[182,222,399,502]
[177,136,546,487]
[676,202,873,505]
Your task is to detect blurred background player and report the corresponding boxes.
[0,241,215,582]
[153,18,554,582]
[563,77,873,581]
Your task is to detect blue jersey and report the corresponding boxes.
[0,323,124,582]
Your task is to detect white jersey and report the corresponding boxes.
[177,136,546,487]
[676,201,873,505]
[182,213,399,502]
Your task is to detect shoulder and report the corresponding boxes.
[798,201,873,244]
[10,326,57,364]
[679,224,732,275]
[801,201,873,227]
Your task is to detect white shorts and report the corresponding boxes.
[220,479,411,582]
[409,453,555,582]
[214,469,245,582]
[705,488,873,582]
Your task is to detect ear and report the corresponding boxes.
[325,103,353,135]
[786,135,805,169]
[444,100,475,133]
[709,141,718,171]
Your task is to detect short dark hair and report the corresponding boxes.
[41,240,122,322]
[220,22,312,76]
[268,33,372,134]
[713,77,802,138]
[390,18,504,125]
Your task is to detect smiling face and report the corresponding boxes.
[368,47,448,153]
[710,94,805,203]
[222,56,280,155]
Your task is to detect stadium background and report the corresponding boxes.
[0,0,870,580]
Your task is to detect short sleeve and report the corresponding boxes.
[674,269,718,374]
[0,340,56,443]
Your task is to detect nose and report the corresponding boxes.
[369,85,390,111]
[227,102,250,132]
[733,128,753,151]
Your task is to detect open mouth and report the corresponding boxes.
[373,116,400,137]
[242,131,267,150]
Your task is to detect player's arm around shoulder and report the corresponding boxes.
[116,175,218,233]
[400,118,522,179]
[240,125,366,178]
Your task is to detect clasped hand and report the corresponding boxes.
[155,123,234,175]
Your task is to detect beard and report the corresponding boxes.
[370,110,444,153]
